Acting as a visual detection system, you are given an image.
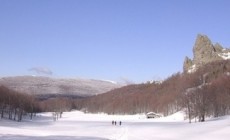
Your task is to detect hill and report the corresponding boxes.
[1,34,229,122]
[0,76,121,99]
[79,35,230,122]
[82,60,230,122]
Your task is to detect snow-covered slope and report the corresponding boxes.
[0,76,122,97]
[218,51,230,60]
[0,111,229,140]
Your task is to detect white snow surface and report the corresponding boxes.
[0,111,229,140]
[188,64,197,73]
[218,52,230,60]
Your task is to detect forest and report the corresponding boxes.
[0,60,230,122]
[79,60,230,122]
[0,86,72,121]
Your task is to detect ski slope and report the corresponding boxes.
[0,111,229,140]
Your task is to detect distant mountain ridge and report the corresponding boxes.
[183,34,230,73]
[0,76,121,99]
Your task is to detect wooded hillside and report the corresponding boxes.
[1,60,230,122]
[80,60,230,122]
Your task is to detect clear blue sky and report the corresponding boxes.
[1,0,230,83]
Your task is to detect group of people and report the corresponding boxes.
[112,120,122,126]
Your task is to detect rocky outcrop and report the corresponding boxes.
[183,56,193,73]
[184,34,230,73]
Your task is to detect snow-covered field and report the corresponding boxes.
[0,111,229,140]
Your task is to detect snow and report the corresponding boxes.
[147,80,163,84]
[218,52,230,60]
[0,111,229,140]
[188,64,196,73]
[100,79,118,84]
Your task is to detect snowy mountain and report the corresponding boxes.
[0,76,122,98]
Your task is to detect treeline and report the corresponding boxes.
[0,86,74,121]
[81,74,186,115]
[182,60,230,122]
[79,60,230,122]
[0,86,40,121]
[1,60,230,123]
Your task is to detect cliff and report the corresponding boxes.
[184,34,230,73]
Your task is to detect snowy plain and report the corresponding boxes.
[0,111,229,140]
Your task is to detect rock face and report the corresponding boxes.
[0,76,122,98]
[184,34,230,73]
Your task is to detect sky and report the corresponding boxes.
[0,0,230,83]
